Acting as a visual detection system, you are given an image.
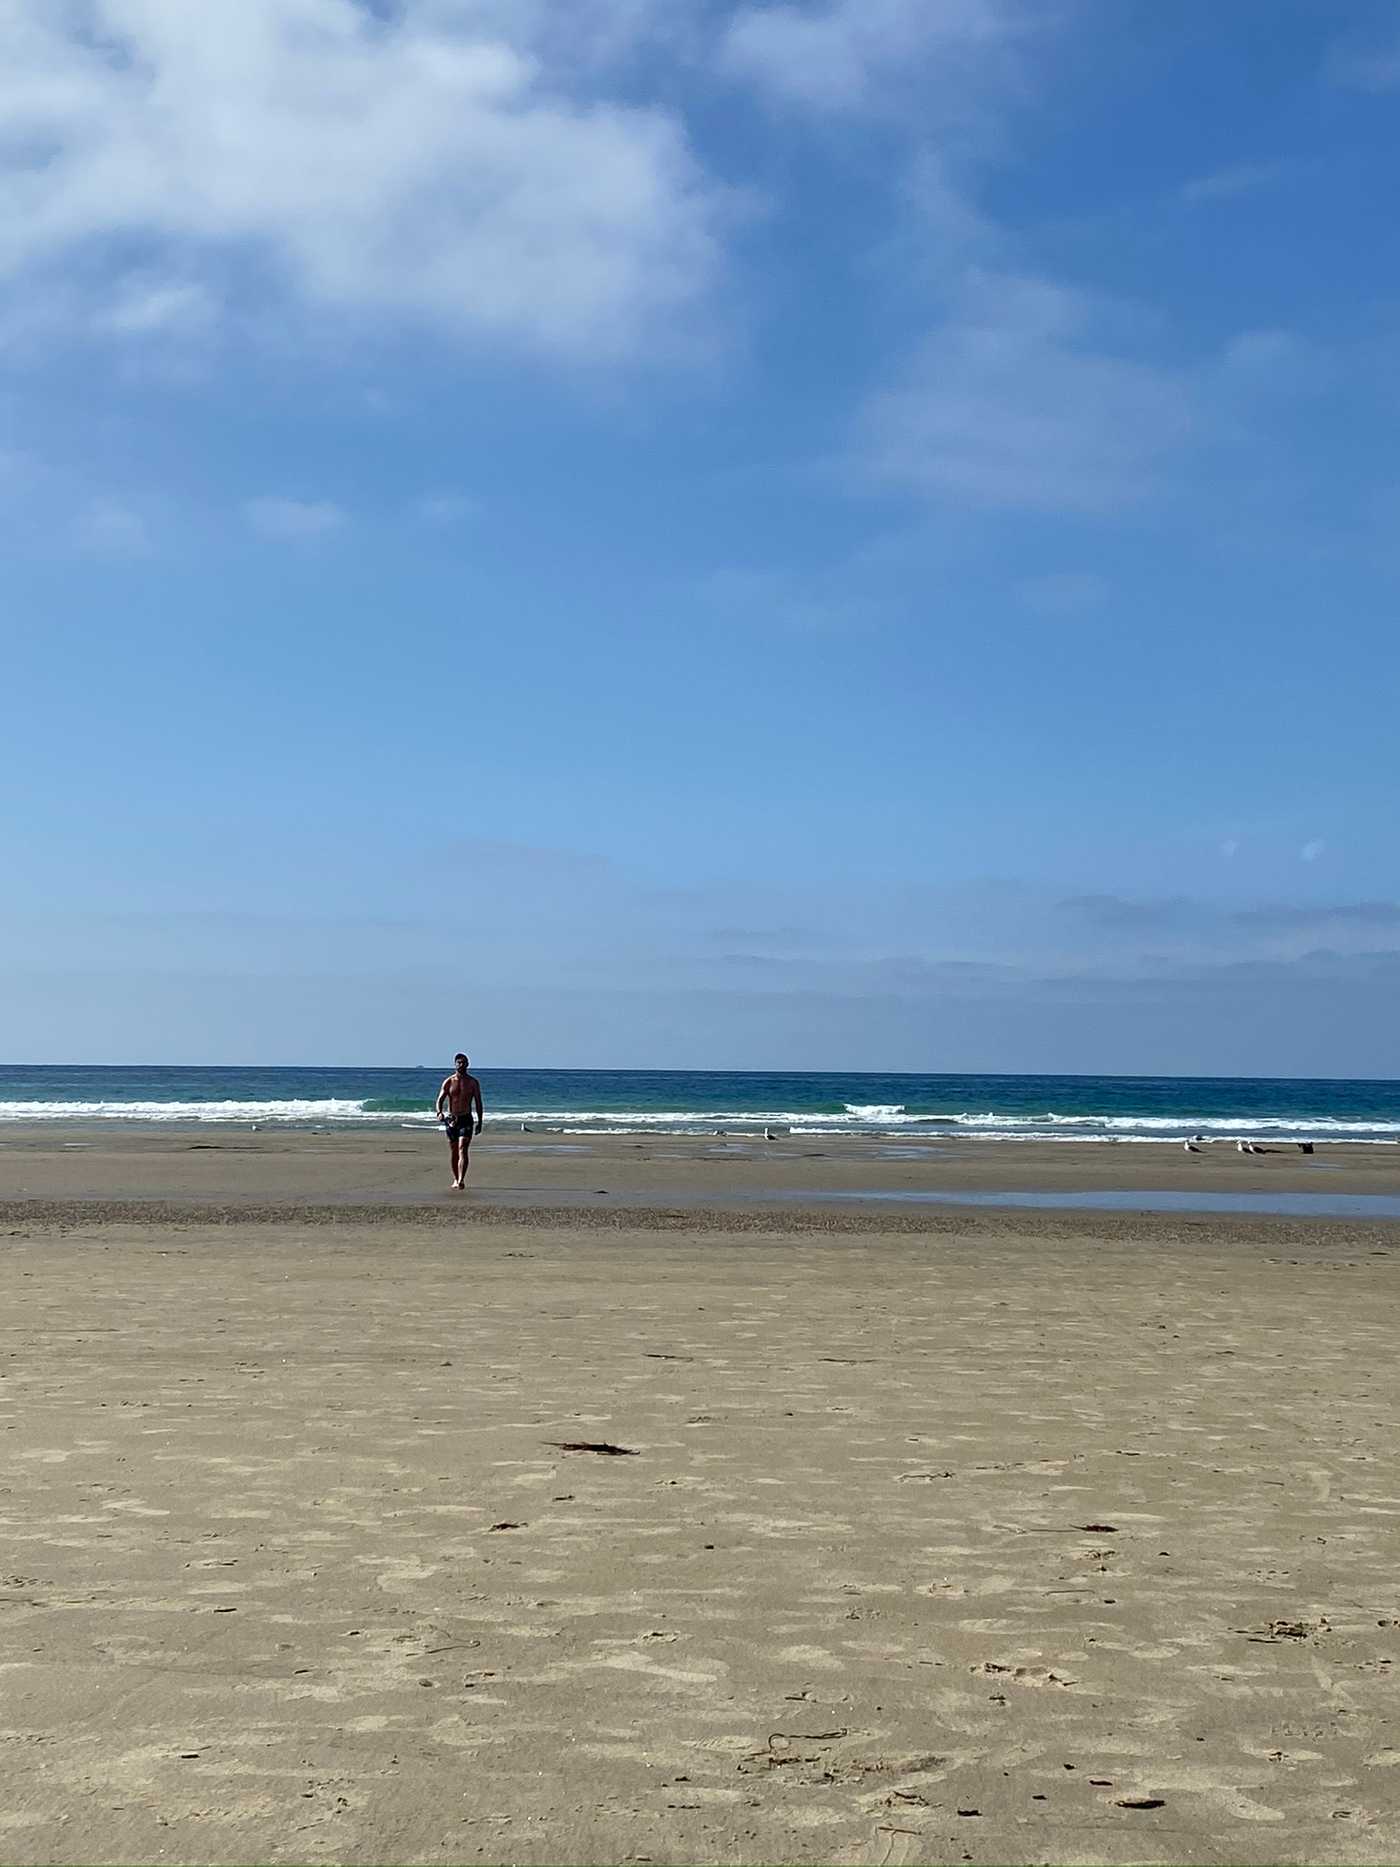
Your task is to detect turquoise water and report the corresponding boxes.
[2,1065,1400,1146]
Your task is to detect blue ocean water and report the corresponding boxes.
[2,1065,1400,1145]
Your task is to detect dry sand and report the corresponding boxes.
[2,1130,1399,1864]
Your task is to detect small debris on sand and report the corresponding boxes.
[547,1441,639,1456]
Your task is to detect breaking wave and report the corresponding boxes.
[4,1098,1398,1144]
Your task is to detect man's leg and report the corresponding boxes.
[447,1126,462,1188]
[458,1134,472,1182]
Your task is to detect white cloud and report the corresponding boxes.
[245,497,347,539]
[861,271,1194,512]
[0,0,725,363]
[74,497,150,556]
[721,0,1018,115]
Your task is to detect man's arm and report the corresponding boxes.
[472,1078,484,1135]
[435,1077,452,1120]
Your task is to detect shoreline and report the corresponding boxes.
[3,1124,1400,1226]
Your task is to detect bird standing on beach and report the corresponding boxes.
[1183,1141,1201,1153]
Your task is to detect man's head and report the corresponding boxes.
[454,1053,469,1073]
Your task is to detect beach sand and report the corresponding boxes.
[2,1132,1399,1864]
[5,1122,1400,1216]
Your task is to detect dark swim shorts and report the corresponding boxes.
[444,1117,473,1142]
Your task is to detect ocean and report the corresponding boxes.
[2,1065,1399,1146]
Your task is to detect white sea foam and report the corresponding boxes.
[938,1112,1400,1136]
[2,1098,1397,1143]
[0,1098,368,1123]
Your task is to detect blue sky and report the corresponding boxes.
[5,0,1400,1073]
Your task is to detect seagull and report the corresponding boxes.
[1298,1141,1314,1154]
[1183,1141,1201,1153]
[763,1126,777,1141]
[1236,1139,1252,1154]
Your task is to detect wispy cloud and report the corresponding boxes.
[414,491,480,527]
[716,951,794,971]
[95,277,220,339]
[1217,328,1331,398]
[1179,159,1296,203]
[1034,945,1400,998]
[860,271,1194,512]
[1056,892,1400,957]
[1059,894,1197,932]
[245,498,347,540]
[721,0,1023,118]
[1232,900,1400,932]
[1327,32,1400,92]
[74,498,151,557]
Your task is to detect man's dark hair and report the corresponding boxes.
[454,1053,468,1065]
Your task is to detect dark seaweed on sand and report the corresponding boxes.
[547,1440,639,1456]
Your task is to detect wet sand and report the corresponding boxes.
[2,1132,1399,1864]
[4,1122,1400,1222]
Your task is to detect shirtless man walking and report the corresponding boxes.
[435,1053,483,1190]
